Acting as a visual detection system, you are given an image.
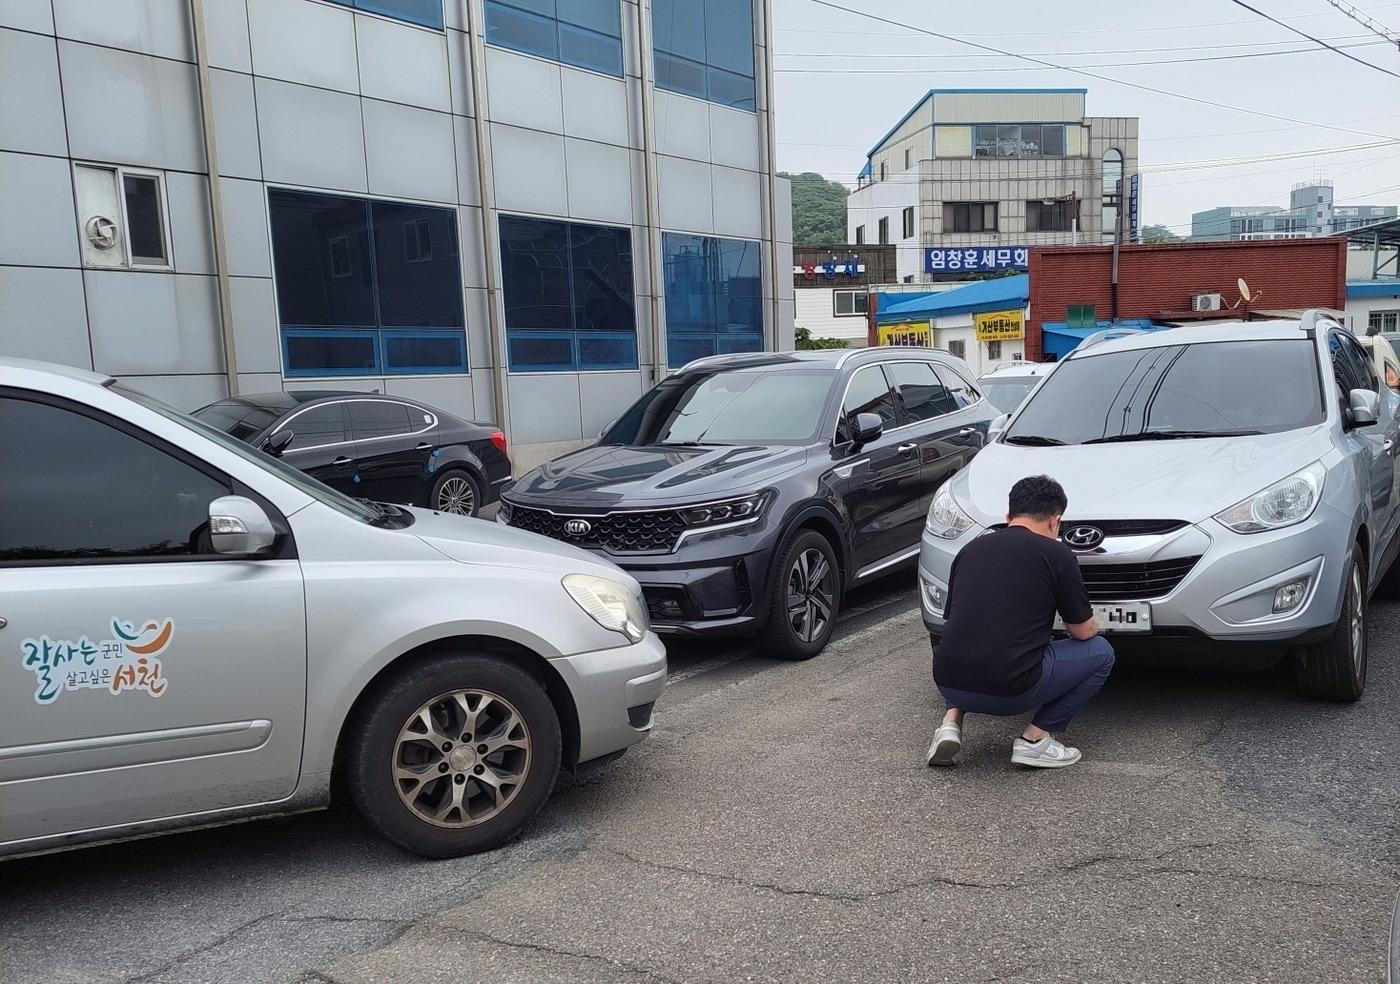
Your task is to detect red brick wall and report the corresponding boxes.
[1025,238,1349,360]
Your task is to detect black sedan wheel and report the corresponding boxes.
[761,529,840,661]
[432,470,481,517]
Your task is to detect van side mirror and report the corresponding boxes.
[208,496,278,556]
[1348,388,1379,428]
[988,413,1010,442]
[852,412,884,446]
[262,430,294,457]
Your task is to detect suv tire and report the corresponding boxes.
[1296,544,1368,702]
[345,652,562,858]
[760,529,840,661]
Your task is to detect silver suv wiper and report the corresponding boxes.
[1083,429,1263,444]
[1004,434,1066,446]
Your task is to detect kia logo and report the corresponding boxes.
[1062,524,1105,549]
[563,519,592,536]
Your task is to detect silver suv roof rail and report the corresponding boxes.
[1076,327,1150,353]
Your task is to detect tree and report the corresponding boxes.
[781,171,850,246]
[1140,224,1183,244]
[795,326,848,350]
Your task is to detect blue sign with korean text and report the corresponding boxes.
[924,246,1029,274]
[1128,173,1141,243]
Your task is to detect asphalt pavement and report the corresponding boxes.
[3,572,1399,984]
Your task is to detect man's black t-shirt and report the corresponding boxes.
[934,526,1094,696]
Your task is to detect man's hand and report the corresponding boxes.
[1065,617,1100,640]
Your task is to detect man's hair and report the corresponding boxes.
[1008,475,1068,522]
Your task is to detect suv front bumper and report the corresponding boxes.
[918,508,1351,647]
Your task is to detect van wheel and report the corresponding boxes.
[1296,545,1368,702]
[431,469,481,517]
[345,652,562,858]
[760,529,840,661]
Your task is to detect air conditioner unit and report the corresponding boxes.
[1191,292,1223,312]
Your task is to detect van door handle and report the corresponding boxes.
[897,443,918,456]
[333,456,352,465]
[416,442,432,450]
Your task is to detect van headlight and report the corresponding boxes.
[563,574,649,643]
[1215,462,1326,534]
[927,485,974,539]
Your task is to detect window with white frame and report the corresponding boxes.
[904,148,912,170]
[833,290,868,317]
[855,225,866,245]
[947,340,966,359]
[1371,310,1400,334]
[902,206,915,240]
[986,340,1002,360]
[73,163,172,270]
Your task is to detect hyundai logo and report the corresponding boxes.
[563,519,592,536]
[1062,524,1105,550]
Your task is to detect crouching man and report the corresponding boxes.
[927,475,1114,769]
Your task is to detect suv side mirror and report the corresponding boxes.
[988,413,1010,443]
[208,496,278,556]
[852,412,884,446]
[1348,388,1379,428]
[262,430,294,457]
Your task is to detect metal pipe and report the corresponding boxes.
[636,0,666,383]
[465,0,510,437]
[190,0,238,396]
[760,0,782,351]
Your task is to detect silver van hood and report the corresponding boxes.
[953,425,1331,525]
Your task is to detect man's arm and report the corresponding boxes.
[1064,616,1100,640]
[1054,551,1098,639]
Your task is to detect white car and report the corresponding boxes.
[976,361,1054,415]
[0,358,667,859]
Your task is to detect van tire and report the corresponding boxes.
[760,529,841,661]
[345,652,562,858]
[1296,545,1368,702]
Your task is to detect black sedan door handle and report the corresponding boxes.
[333,456,352,465]
[416,442,432,450]
[897,443,918,456]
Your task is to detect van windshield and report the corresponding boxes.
[1003,339,1324,446]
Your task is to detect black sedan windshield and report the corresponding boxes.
[193,400,284,442]
[1004,339,1324,446]
[602,368,837,446]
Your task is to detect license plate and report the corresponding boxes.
[1055,602,1152,634]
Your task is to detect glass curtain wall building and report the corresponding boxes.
[0,0,794,471]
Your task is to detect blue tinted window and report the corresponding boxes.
[270,189,466,377]
[662,233,763,367]
[653,0,755,111]
[485,0,622,76]
[499,215,637,371]
[329,0,443,30]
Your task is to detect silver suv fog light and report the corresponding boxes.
[1273,577,1310,614]
[920,575,947,616]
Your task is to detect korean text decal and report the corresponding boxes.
[924,247,1028,274]
[21,618,173,705]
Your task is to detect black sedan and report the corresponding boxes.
[194,391,511,517]
[500,349,998,660]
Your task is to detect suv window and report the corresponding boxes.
[1330,331,1377,394]
[278,403,349,450]
[349,400,413,440]
[0,396,231,562]
[887,362,955,422]
[837,365,898,443]
[936,365,981,409]
[1004,340,1324,445]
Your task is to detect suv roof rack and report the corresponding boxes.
[1076,327,1150,353]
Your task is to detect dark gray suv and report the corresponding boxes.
[500,348,999,660]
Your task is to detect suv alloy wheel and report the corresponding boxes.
[1296,544,1368,702]
[761,529,841,661]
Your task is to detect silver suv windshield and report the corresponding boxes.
[1004,339,1324,446]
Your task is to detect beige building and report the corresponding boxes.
[847,89,1139,282]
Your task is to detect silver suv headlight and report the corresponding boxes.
[1214,462,1326,534]
[927,485,974,539]
[563,574,649,643]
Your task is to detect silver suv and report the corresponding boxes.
[0,359,665,859]
[919,314,1400,701]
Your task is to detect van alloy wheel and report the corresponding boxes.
[436,476,475,516]
[787,547,836,644]
[392,689,531,828]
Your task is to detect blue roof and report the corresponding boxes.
[876,275,1028,323]
[1041,321,1166,358]
[1347,279,1400,298]
[863,88,1088,159]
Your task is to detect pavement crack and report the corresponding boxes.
[460,929,684,983]
[1055,838,1249,874]
[284,914,410,928]
[125,908,292,983]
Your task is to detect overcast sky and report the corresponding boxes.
[771,0,1400,232]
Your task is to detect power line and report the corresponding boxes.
[776,34,1374,59]
[1224,0,1400,78]
[800,0,1400,142]
[1319,0,1400,48]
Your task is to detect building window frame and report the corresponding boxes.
[947,339,967,360]
[328,0,445,30]
[973,123,1067,159]
[484,0,623,78]
[653,0,757,112]
[879,161,888,181]
[1026,198,1079,233]
[901,206,915,240]
[662,232,763,368]
[1370,310,1400,334]
[942,201,998,234]
[73,162,176,272]
[855,224,866,245]
[832,289,868,318]
[878,216,889,244]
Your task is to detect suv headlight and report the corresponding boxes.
[927,485,974,539]
[1214,462,1326,534]
[678,492,767,529]
[563,574,649,643]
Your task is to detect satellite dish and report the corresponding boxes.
[1238,278,1252,302]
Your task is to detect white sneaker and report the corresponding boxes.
[1011,735,1081,768]
[926,722,962,767]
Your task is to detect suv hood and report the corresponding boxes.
[953,425,1332,525]
[407,507,630,581]
[508,443,809,508]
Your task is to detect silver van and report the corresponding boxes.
[920,314,1400,701]
[0,359,666,859]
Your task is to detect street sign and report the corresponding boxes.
[1128,173,1141,243]
[877,321,931,347]
[924,246,1028,274]
[973,309,1024,342]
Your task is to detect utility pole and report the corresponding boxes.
[1110,193,1123,322]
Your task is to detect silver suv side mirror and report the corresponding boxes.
[208,496,278,555]
[988,413,1010,442]
[1348,388,1379,428]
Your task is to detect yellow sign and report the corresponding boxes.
[877,321,931,347]
[973,309,1025,342]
